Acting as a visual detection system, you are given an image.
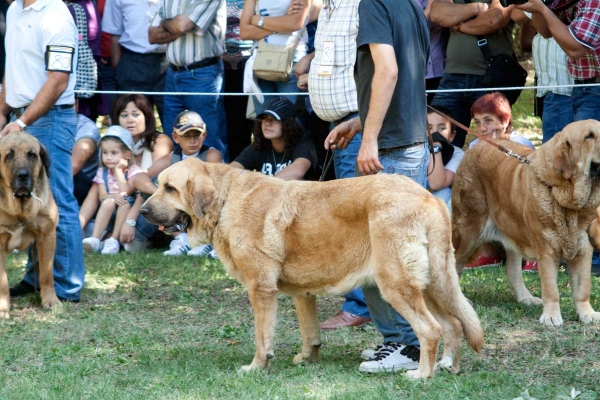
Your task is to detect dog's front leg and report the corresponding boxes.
[36,236,59,309]
[0,252,9,318]
[538,254,563,326]
[292,293,321,364]
[241,285,278,372]
[505,248,541,305]
[567,245,600,324]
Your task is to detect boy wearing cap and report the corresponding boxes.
[80,126,143,254]
[231,97,317,180]
[134,110,223,257]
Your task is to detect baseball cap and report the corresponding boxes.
[257,97,296,121]
[173,110,206,136]
[100,125,135,153]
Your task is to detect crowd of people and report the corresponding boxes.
[0,0,598,374]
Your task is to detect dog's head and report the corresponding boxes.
[140,158,218,246]
[532,120,600,209]
[0,132,51,199]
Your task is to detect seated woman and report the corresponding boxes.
[79,94,174,252]
[231,96,317,180]
[465,92,537,272]
[468,91,535,150]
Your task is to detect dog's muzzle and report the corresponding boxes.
[161,213,190,235]
[12,169,33,198]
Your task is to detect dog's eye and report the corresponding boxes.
[164,184,176,193]
[586,131,596,140]
[27,151,36,159]
[5,151,13,160]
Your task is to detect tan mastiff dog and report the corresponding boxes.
[452,120,600,326]
[140,158,483,379]
[0,132,60,318]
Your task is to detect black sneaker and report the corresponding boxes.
[9,280,36,297]
[592,264,600,277]
[57,296,80,303]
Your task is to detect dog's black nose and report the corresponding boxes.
[139,206,149,216]
[17,170,30,181]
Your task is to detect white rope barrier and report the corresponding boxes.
[75,82,600,97]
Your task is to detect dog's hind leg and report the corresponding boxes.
[426,298,462,375]
[292,293,321,364]
[0,253,10,318]
[241,284,279,372]
[505,247,541,306]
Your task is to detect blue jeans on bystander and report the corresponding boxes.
[541,93,574,143]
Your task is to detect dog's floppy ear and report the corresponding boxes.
[553,139,573,180]
[39,143,51,179]
[188,173,217,219]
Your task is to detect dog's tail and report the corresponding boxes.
[426,201,484,353]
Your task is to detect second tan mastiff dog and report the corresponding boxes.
[140,158,483,379]
[0,132,59,318]
[452,120,600,327]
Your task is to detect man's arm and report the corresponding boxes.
[517,0,589,59]
[72,138,97,175]
[430,0,486,27]
[274,158,312,180]
[0,77,12,130]
[458,0,514,36]
[357,43,397,175]
[0,71,70,136]
[149,16,192,44]
[110,35,122,68]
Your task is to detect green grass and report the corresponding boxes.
[1,252,599,399]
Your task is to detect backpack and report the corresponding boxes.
[69,2,97,99]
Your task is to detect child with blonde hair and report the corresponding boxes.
[80,126,142,254]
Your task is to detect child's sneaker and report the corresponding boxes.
[208,249,219,260]
[358,343,419,373]
[83,237,101,253]
[522,260,538,273]
[187,244,213,257]
[464,255,503,269]
[101,237,120,255]
[123,240,151,253]
[163,233,190,256]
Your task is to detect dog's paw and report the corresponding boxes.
[579,311,600,324]
[519,296,543,306]
[435,357,460,375]
[0,310,9,319]
[405,369,431,380]
[293,351,318,364]
[41,295,60,310]
[239,360,267,373]
[539,313,563,326]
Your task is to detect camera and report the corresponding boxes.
[499,0,554,7]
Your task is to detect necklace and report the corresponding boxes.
[272,149,287,168]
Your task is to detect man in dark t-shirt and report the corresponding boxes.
[325,0,430,374]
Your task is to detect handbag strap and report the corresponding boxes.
[463,0,493,63]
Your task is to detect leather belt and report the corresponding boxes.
[380,142,425,154]
[574,76,600,84]
[170,57,219,72]
[12,104,73,118]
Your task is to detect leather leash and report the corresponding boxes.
[426,105,531,164]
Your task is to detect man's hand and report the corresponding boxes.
[294,53,313,78]
[120,224,136,244]
[0,114,9,133]
[0,121,23,138]
[515,0,547,14]
[114,192,128,206]
[356,139,383,175]
[324,117,362,150]
[288,0,304,15]
[297,74,309,91]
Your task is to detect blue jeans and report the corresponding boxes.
[431,187,452,210]
[18,108,85,301]
[571,84,600,266]
[361,143,429,347]
[431,73,488,148]
[163,61,229,161]
[542,93,574,143]
[252,72,300,116]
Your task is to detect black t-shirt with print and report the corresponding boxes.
[234,139,317,178]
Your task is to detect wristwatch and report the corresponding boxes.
[16,118,27,130]
[257,16,265,28]
[433,144,443,154]
[125,219,137,227]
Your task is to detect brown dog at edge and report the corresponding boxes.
[452,120,600,327]
[0,132,59,318]
[140,158,483,379]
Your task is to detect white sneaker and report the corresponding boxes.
[361,344,385,361]
[163,233,190,256]
[208,249,219,260]
[187,244,213,257]
[83,237,101,253]
[123,240,151,253]
[101,237,121,255]
[358,343,419,373]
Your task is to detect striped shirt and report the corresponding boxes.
[532,34,573,97]
[308,0,359,122]
[151,0,226,66]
